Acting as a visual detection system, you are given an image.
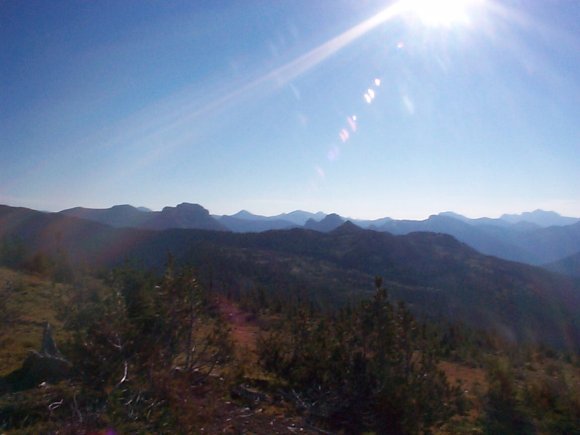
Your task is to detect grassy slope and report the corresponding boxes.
[0,269,321,433]
[0,268,69,376]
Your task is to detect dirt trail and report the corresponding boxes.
[216,297,261,361]
[439,361,486,393]
[213,298,322,434]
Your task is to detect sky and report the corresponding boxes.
[1,0,579,220]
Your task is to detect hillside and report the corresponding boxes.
[0,267,70,376]
[59,204,150,228]
[376,214,580,265]
[215,208,580,266]
[0,267,323,433]
[0,204,152,267]
[23,204,580,266]
[2,205,579,349]
[544,251,580,278]
[2,264,579,433]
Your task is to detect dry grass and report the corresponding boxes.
[440,360,487,395]
[216,296,260,357]
[0,267,69,375]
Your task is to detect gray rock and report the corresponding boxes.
[40,322,62,358]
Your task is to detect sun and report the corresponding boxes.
[401,0,484,27]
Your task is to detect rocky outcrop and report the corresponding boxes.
[0,323,71,394]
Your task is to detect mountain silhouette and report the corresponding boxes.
[374,214,580,265]
[500,209,580,227]
[60,204,580,265]
[143,203,227,231]
[304,213,345,232]
[272,210,327,226]
[61,204,150,228]
[61,203,227,232]
[217,210,296,232]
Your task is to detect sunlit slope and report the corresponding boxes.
[1,205,579,349]
[0,268,68,376]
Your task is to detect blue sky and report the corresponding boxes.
[1,0,579,219]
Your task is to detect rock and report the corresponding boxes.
[40,322,62,357]
[0,323,71,394]
[231,384,268,406]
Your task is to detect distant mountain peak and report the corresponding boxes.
[500,210,579,227]
[231,210,263,220]
[273,210,327,226]
[161,202,206,213]
[60,202,226,231]
[438,211,470,222]
[110,204,138,210]
[502,209,556,219]
[176,202,204,209]
[305,213,345,232]
[59,204,150,228]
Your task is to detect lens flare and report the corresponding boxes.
[347,116,357,132]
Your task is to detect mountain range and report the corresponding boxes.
[1,203,580,350]
[56,203,580,268]
[61,203,227,232]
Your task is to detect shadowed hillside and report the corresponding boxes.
[544,251,580,278]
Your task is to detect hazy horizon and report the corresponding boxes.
[4,200,579,223]
[2,0,579,220]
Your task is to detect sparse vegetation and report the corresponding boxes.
[257,278,462,434]
[1,248,579,433]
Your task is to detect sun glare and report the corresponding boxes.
[402,0,483,27]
